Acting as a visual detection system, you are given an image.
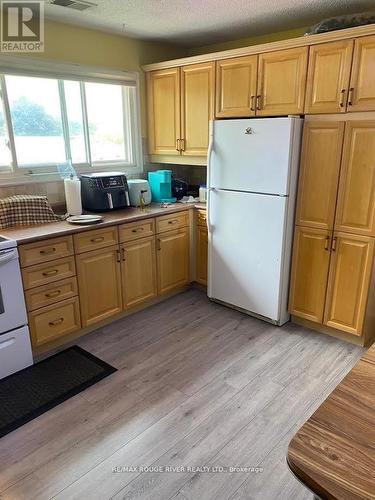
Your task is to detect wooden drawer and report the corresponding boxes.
[156,211,189,234]
[119,218,155,243]
[25,277,78,312]
[196,209,207,227]
[19,236,73,268]
[22,256,76,290]
[29,297,81,347]
[74,226,118,254]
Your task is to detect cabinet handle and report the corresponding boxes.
[90,236,104,243]
[250,95,255,111]
[42,269,59,276]
[339,89,346,108]
[122,248,126,261]
[49,317,64,327]
[324,236,330,251]
[180,139,185,152]
[348,87,354,106]
[332,236,337,252]
[156,238,161,251]
[176,139,180,152]
[45,289,61,298]
[132,227,144,233]
[168,220,178,225]
[40,247,56,255]
[256,95,262,110]
[116,249,121,262]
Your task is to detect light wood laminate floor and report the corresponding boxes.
[0,289,364,500]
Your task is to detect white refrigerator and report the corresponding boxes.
[207,117,303,325]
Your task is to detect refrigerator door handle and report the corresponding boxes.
[207,120,214,233]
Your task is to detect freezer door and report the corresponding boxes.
[210,117,298,195]
[208,189,289,322]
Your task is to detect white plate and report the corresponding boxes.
[67,215,103,225]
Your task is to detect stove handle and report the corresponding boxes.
[0,248,17,265]
[0,337,16,349]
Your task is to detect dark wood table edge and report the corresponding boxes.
[286,455,327,500]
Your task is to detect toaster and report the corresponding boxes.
[80,172,130,212]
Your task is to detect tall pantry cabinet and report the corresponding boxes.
[289,120,375,342]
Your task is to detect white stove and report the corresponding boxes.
[0,235,33,379]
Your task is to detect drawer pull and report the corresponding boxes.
[168,220,178,225]
[90,236,104,243]
[42,269,59,277]
[132,227,144,233]
[45,289,61,298]
[122,248,126,261]
[49,317,64,326]
[40,247,56,255]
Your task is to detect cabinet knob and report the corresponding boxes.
[40,247,56,255]
[49,317,64,326]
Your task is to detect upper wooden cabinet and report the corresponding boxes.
[215,55,257,118]
[335,121,375,236]
[348,35,375,112]
[305,40,354,114]
[324,232,374,336]
[180,62,215,156]
[147,68,181,155]
[289,226,331,324]
[296,121,344,230]
[256,47,308,115]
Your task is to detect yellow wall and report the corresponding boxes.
[188,26,307,55]
[18,19,187,136]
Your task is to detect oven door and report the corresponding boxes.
[0,248,28,333]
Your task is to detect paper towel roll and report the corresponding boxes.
[64,177,82,216]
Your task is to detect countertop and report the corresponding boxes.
[287,343,375,499]
[1,202,207,244]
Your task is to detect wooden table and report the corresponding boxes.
[287,344,375,500]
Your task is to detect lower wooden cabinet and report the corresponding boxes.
[196,225,208,286]
[76,245,123,327]
[323,233,374,336]
[156,228,190,294]
[290,227,375,337]
[289,226,331,323]
[29,297,81,347]
[121,236,157,309]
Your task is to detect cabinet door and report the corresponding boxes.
[305,40,353,114]
[147,68,181,155]
[196,225,208,286]
[156,228,190,294]
[289,226,331,323]
[215,55,257,118]
[257,47,308,115]
[180,62,215,156]
[348,35,375,112]
[335,121,375,236]
[76,245,122,327]
[324,233,374,336]
[121,236,157,309]
[295,121,344,230]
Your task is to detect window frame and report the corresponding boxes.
[0,55,143,184]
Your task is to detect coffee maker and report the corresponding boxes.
[148,170,176,203]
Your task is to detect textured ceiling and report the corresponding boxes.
[43,0,375,47]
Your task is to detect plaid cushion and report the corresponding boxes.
[0,195,66,229]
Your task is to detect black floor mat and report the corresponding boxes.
[0,345,117,438]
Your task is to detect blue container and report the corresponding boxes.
[148,170,177,203]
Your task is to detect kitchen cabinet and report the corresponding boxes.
[305,40,354,114]
[335,121,375,236]
[156,227,190,294]
[120,236,157,308]
[324,233,374,335]
[215,55,258,117]
[289,226,332,324]
[147,62,214,158]
[348,35,375,112]
[295,121,344,230]
[147,67,181,155]
[256,47,308,115]
[76,245,122,327]
[181,62,215,156]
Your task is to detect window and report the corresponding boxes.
[0,67,141,176]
